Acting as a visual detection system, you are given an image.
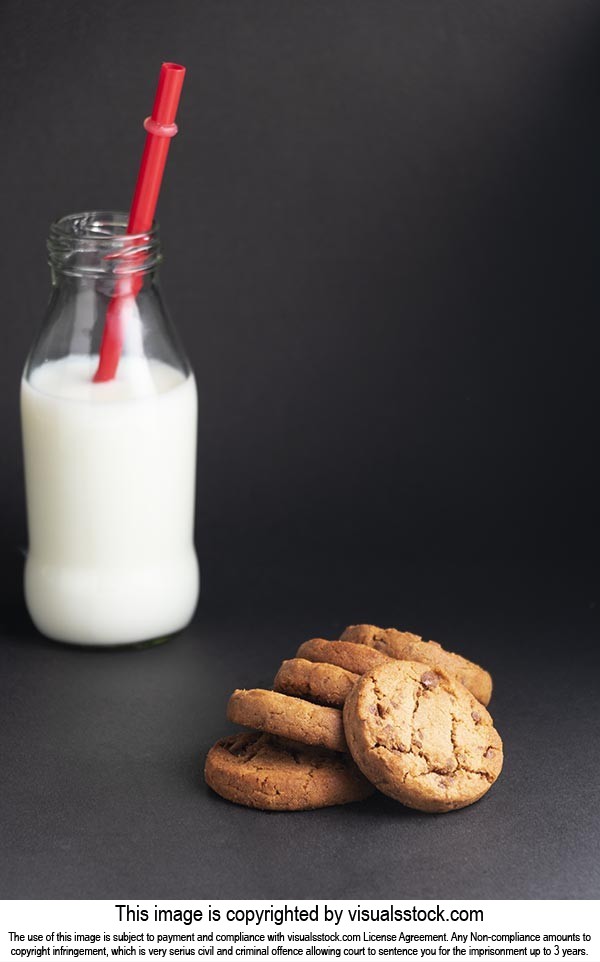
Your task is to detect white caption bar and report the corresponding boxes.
[0,900,598,961]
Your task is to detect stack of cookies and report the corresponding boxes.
[204,624,503,814]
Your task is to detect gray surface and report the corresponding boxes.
[2,562,599,900]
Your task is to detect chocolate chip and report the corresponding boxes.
[421,670,439,689]
[471,711,481,723]
[484,748,495,759]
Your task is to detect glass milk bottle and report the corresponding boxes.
[21,211,199,646]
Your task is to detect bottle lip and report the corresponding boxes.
[48,211,161,276]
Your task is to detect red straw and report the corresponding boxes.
[93,62,186,382]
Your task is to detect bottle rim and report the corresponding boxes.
[48,211,161,276]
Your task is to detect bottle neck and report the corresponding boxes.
[26,210,188,383]
[48,211,161,285]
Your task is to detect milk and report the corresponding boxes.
[21,355,199,645]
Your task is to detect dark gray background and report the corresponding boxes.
[1,0,599,900]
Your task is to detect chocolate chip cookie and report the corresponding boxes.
[343,660,503,812]
[297,638,393,676]
[341,624,493,706]
[205,732,373,810]
[274,657,359,707]
[227,688,347,752]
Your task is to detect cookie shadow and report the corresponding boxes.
[345,790,432,820]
